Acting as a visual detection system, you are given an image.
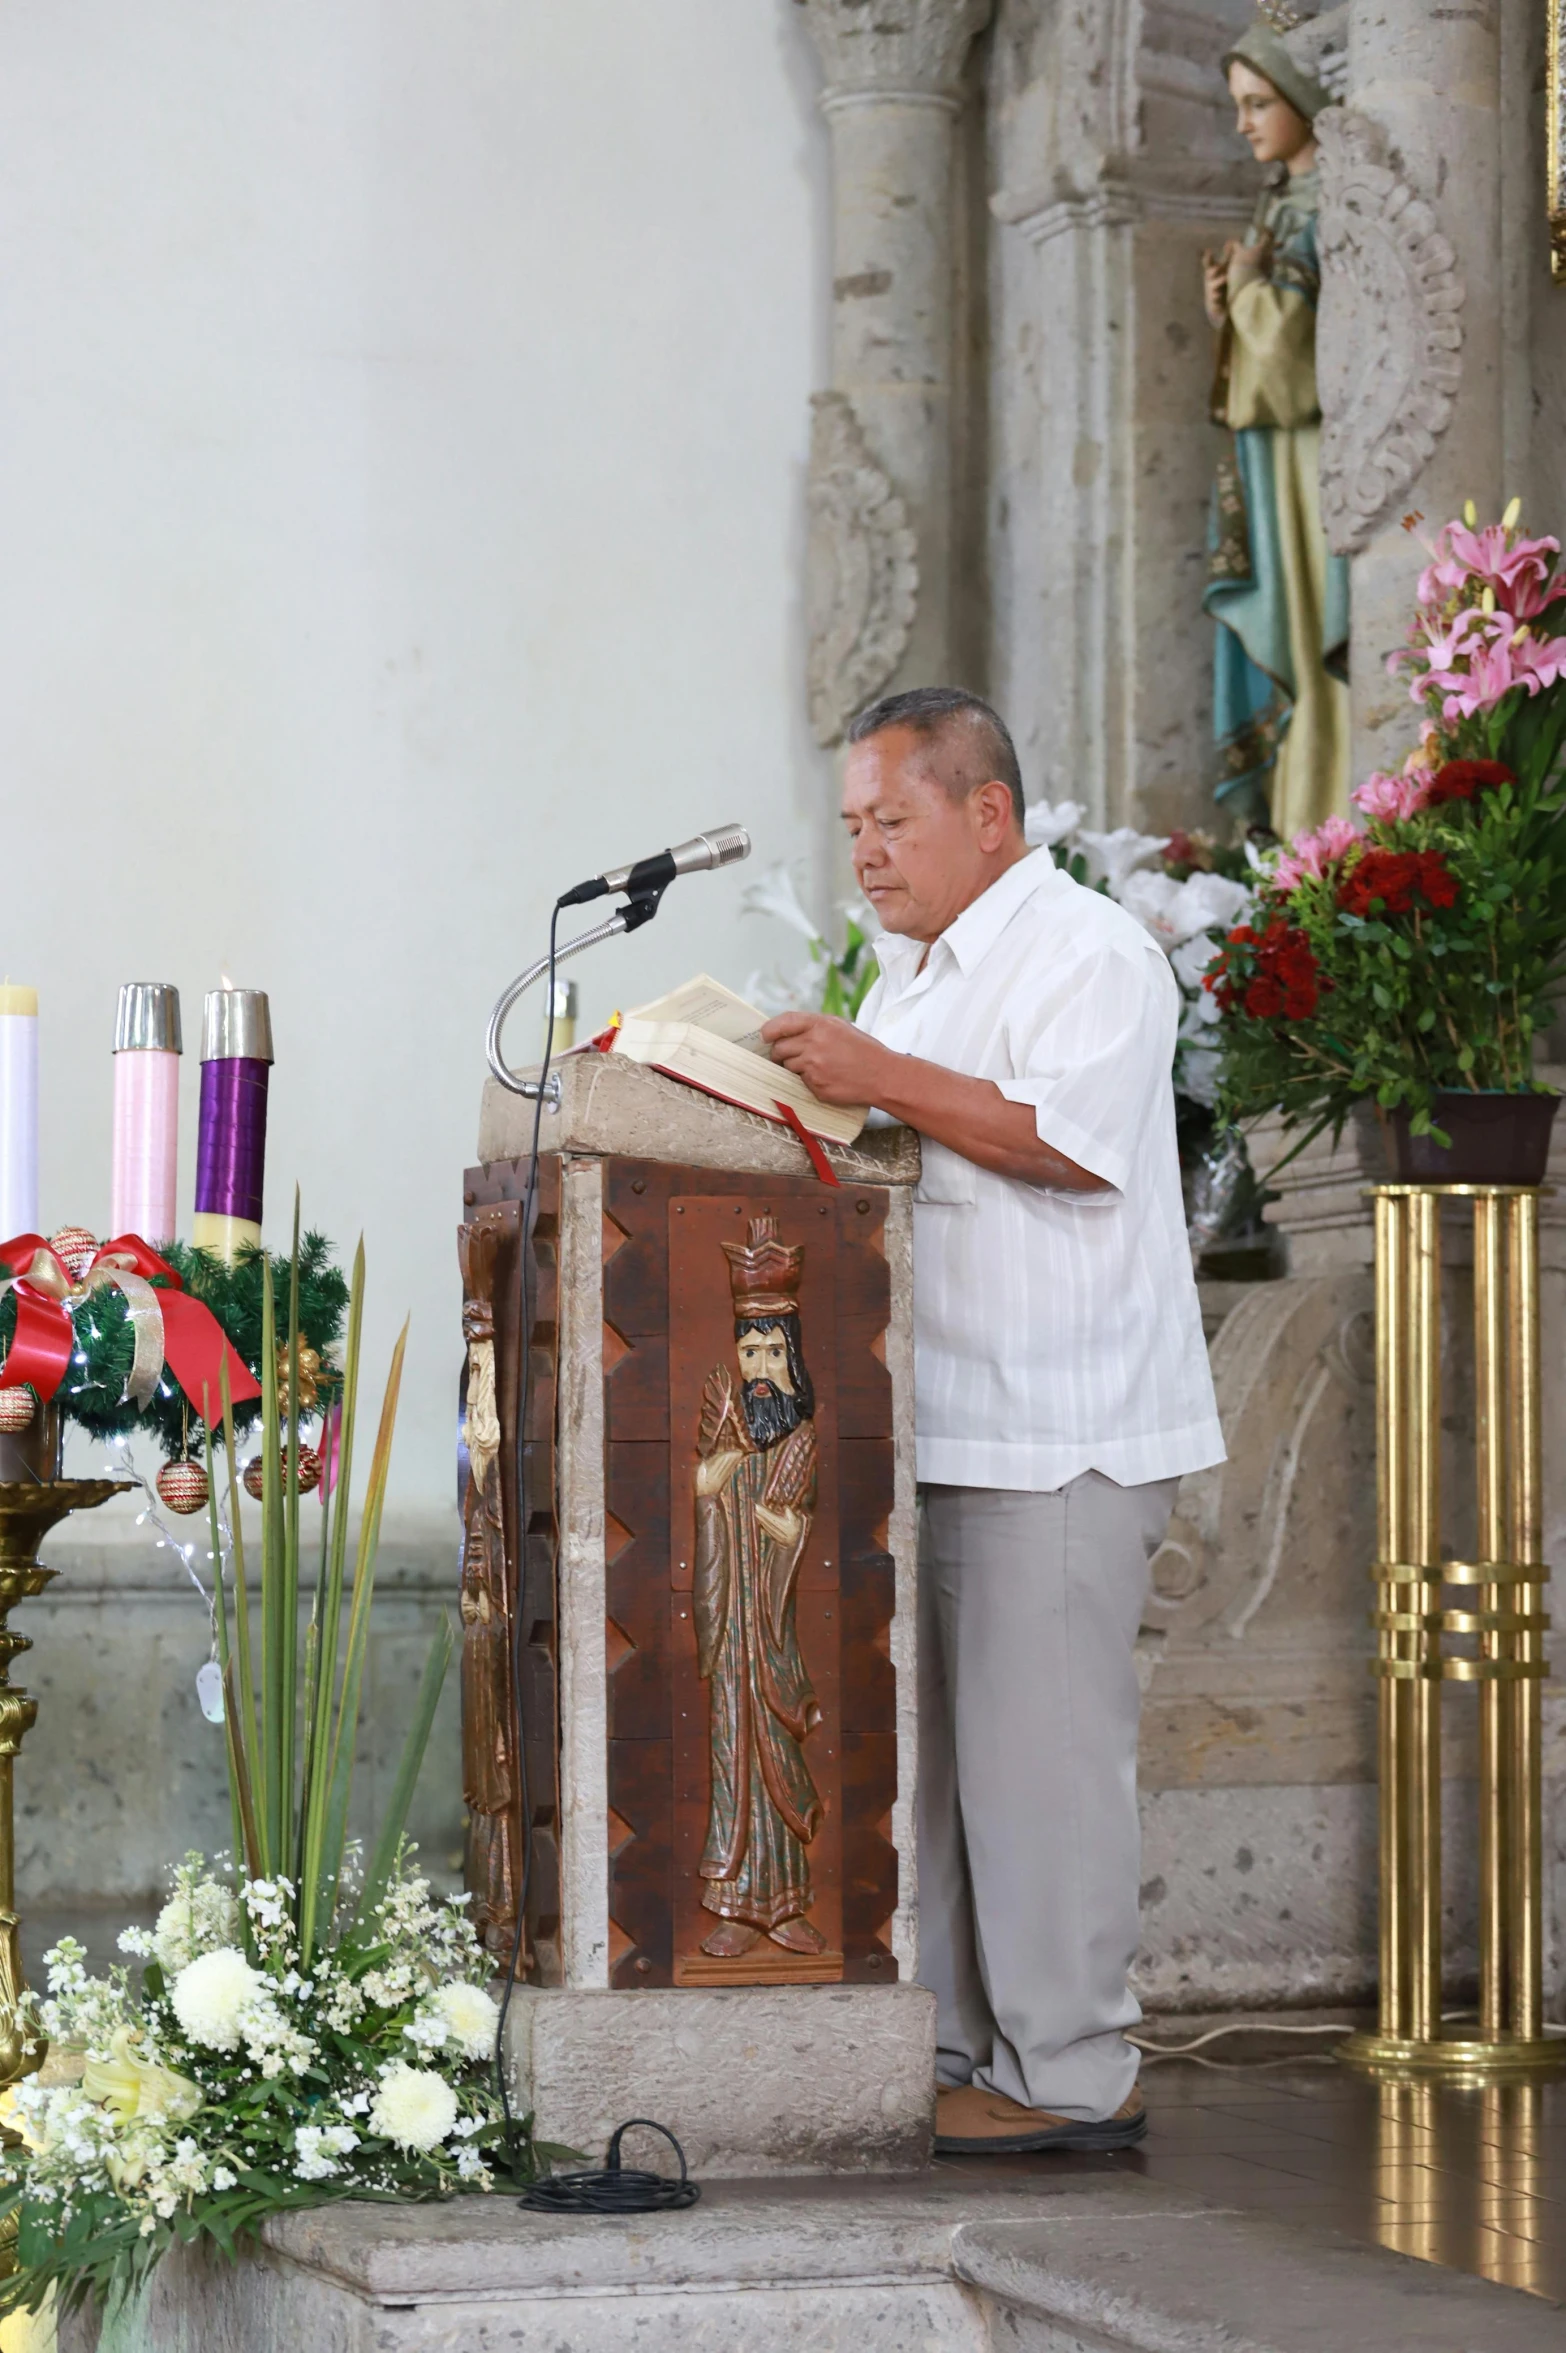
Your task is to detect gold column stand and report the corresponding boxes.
[0,1484,128,2135]
[1341,1185,1566,2084]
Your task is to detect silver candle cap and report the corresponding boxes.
[114,983,183,1055]
[201,989,274,1064]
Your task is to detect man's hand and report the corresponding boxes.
[762,1012,893,1107]
[762,1011,1108,1193]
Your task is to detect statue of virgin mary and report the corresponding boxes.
[1203,14,1350,839]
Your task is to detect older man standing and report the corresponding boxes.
[764,686,1223,2153]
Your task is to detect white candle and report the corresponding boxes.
[0,986,38,1240]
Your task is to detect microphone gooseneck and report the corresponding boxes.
[485,825,752,1095]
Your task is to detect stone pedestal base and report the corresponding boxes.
[505,1982,935,2176]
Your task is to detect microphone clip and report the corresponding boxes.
[617,882,669,935]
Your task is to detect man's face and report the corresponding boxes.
[1228,62,1312,166]
[842,727,1018,942]
[737,1329,793,1396]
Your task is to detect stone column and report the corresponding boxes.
[1318,0,1502,779]
[800,0,991,746]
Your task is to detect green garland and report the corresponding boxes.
[0,1235,348,1459]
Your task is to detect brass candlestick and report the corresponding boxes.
[0,1481,129,2095]
[1341,1185,1566,2082]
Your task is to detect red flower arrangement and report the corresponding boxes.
[1425,759,1515,806]
[1336,848,1459,919]
[1208,918,1323,1022]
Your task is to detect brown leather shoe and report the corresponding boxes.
[935,2082,1147,2155]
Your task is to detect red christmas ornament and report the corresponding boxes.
[157,1459,210,1516]
[49,1227,98,1279]
[0,1389,35,1434]
[243,1444,322,1501]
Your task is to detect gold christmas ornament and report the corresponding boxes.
[0,1390,35,1435]
[275,1340,322,1420]
[156,1460,210,1517]
[48,1227,98,1280]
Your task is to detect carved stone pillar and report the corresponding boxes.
[800,0,992,746]
[1318,0,1500,780]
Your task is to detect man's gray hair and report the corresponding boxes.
[846,687,1026,830]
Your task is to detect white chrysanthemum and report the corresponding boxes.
[429,1981,498,2061]
[170,1948,265,2052]
[152,1882,240,1975]
[369,2061,459,2154]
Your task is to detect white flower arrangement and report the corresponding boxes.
[4,1850,503,2274]
[0,1246,561,2331]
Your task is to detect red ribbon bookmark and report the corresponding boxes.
[776,1102,841,1188]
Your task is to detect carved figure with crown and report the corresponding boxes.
[691,1213,827,1961]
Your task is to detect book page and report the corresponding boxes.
[622,973,771,1056]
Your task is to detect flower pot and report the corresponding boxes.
[1386,1091,1561,1185]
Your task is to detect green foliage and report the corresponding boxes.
[0,1233,348,1456]
[814,914,878,1020]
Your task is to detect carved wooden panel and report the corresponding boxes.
[459,1156,562,1983]
[600,1159,899,1990]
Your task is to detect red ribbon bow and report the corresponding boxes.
[0,1234,263,1422]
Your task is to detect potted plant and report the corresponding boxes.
[1209,504,1566,1182]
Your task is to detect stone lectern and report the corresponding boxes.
[459,1054,933,2174]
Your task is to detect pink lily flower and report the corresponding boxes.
[1352,769,1431,824]
[1437,634,1527,721]
[1274,813,1364,893]
[1417,522,1566,618]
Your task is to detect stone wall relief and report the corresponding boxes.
[806,393,919,749]
[1315,107,1465,557]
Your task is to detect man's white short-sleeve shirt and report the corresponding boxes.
[857,847,1225,1492]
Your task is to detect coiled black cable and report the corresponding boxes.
[519,2120,700,2215]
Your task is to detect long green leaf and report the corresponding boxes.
[282,1191,303,1872]
[258,1258,285,1869]
[218,1355,265,1879]
[317,1321,407,1933]
[353,1619,453,1937]
[203,1384,249,1884]
[298,1240,366,1962]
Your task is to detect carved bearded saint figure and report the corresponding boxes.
[692,1216,826,1960]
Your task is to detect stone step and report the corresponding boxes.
[56,2170,1564,2353]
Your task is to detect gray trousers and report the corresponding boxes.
[918,1472,1179,2120]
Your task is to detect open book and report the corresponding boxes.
[608,975,868,1146]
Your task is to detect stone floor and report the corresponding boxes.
[987,2050,1566,2304]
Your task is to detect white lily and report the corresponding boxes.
[1170,932,1226,1010]
[740,863,824,947]
[1077,826,1171,895]
[1023,799,1086,850]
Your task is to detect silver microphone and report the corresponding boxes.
[560,825,751,908]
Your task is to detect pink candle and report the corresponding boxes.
[112,984,182,1243]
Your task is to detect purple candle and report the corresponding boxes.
[191,988,273,1263]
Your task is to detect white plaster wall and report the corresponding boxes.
[0,0,830,1508]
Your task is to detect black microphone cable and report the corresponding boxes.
[486,901,701,2218]
[520,2119,699,2216]
[491,897,561,2179]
